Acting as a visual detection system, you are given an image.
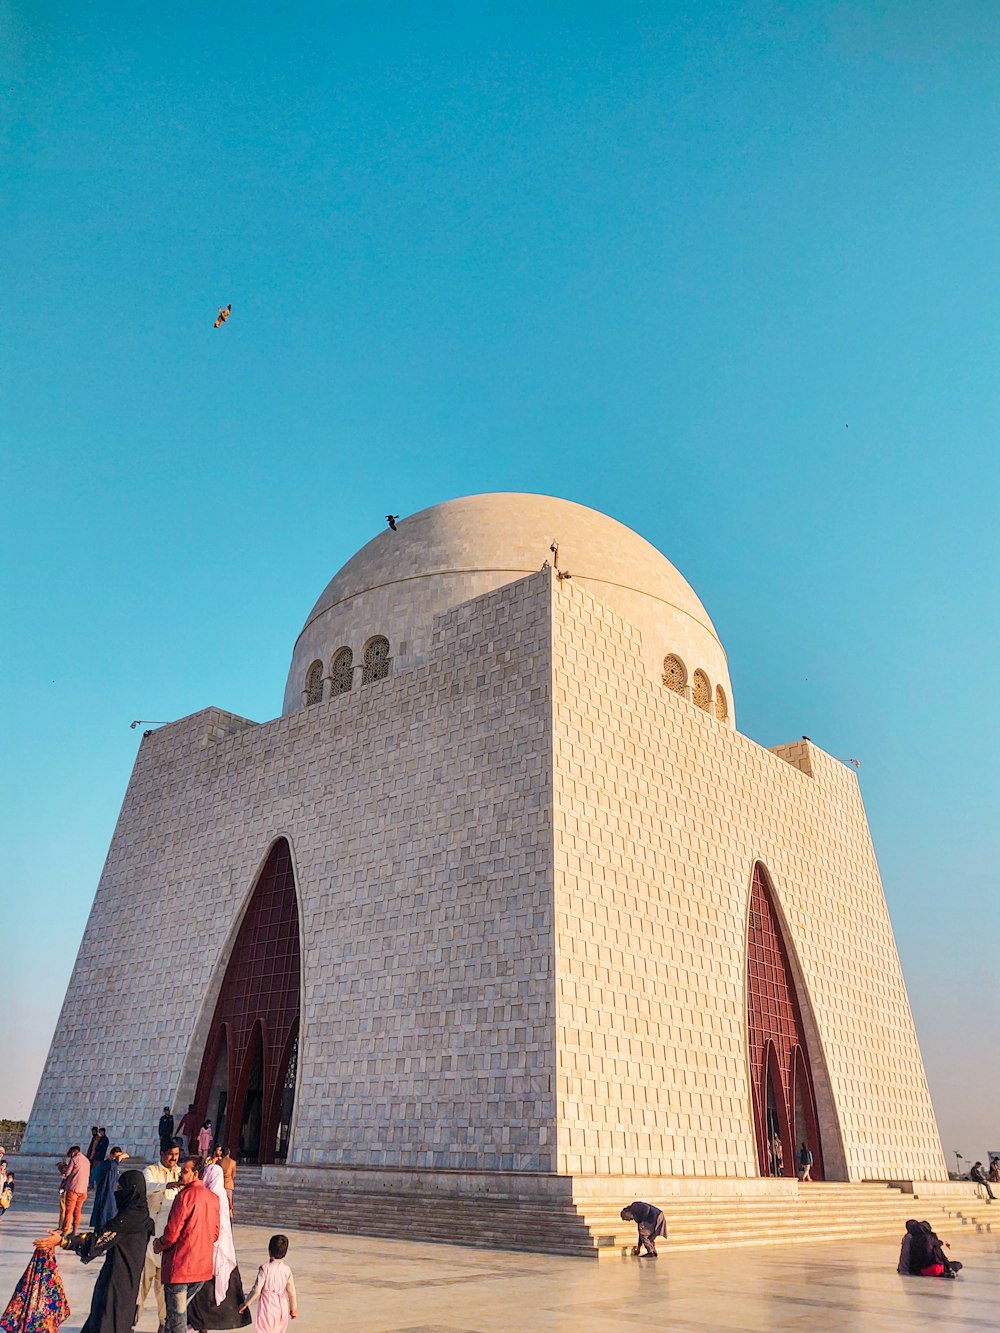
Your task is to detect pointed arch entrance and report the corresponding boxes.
[746,862,824,1180]
[194,839,301,1164]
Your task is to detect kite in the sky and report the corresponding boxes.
[214,304,232,329]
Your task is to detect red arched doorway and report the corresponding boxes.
[193,839,301,1164]
[746,862,824,1180]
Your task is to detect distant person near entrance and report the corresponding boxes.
[797,1143,813,1181]
[620,1201,667,1257]
[158,1107,175,1153]
[770,1134,784,1176]
[176,1105,200,1155]
[220,1147,237,1217]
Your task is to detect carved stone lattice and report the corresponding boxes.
[362,636,390,684]
[330,648,354,696]
[304,660,324,705]
[715,685,728,722]
[662,654,687,694]
[283,1034,298,1092]
[692,669,711,711]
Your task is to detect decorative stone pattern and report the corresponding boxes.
[329,647,353,695]
[304,660,324,705]
[360,635,390,685]
[662,653,687,694]
[550,577,945,1182]
[25,574,556,1172]
[692,668,711,711]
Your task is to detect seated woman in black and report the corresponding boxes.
[902,1219,963,1278]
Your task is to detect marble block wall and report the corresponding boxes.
[549,576,947,1182]
[24,573,556,1170]
[26,562,945,1186]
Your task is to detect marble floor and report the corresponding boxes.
[0,1204,996,1331]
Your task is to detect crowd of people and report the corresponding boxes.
[29,1147,296,1333]
[2,1115,989,1329]
[0,1108,289,1333]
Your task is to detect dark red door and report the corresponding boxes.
[194,839,301,1164]
[746,863,824,1179]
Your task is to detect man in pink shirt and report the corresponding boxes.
[153,1155,220,1333]
[60,1145,90,1235]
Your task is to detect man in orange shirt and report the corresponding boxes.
[153,1156,220,1333]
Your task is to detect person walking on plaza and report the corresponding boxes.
[136,1141,181,1333]
[797,1142,813,1181]
[62,1144,91,1235]
[176,1105,200,1154]
[91,1146,128,1232]
[970,1160,995,1202]
[239,1235,298,1331]
[219,1148,237,1217]
[185,1157,251,1328]
[91,1127,111,1201]
[158,1107,175,1153]
[34,1168,155,1332]
[620,1201,668,1257]
[153,1155,221,1333]
[87,1125,101,1163]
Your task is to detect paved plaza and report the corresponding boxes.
[0,1204,996,1331]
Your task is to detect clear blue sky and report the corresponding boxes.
[3,2,998,1163]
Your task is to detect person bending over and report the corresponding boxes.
[620,1201,668,1257]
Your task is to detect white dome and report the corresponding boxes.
[283,493,732,722]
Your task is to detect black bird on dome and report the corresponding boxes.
[386,515,399,531]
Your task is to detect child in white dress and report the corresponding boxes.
[240,1233,298,1332]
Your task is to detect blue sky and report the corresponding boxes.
[4,2,998,1162]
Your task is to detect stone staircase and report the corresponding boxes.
[232,1178,980,1259]
[6,1159,990,1259]
[574,1184,984,1257]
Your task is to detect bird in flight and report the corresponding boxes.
[386,514,399,531]
[214,304,232,329]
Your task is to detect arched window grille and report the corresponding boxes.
[692,669,711,711]
[715,684,729,722]
[662,653,687,694]
[304,660,324,705]
[329,647,354,696]
[361,636,390,685]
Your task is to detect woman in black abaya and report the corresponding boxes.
[34,1168,154,1333]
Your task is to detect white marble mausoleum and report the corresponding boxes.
[25,493,947,1194]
